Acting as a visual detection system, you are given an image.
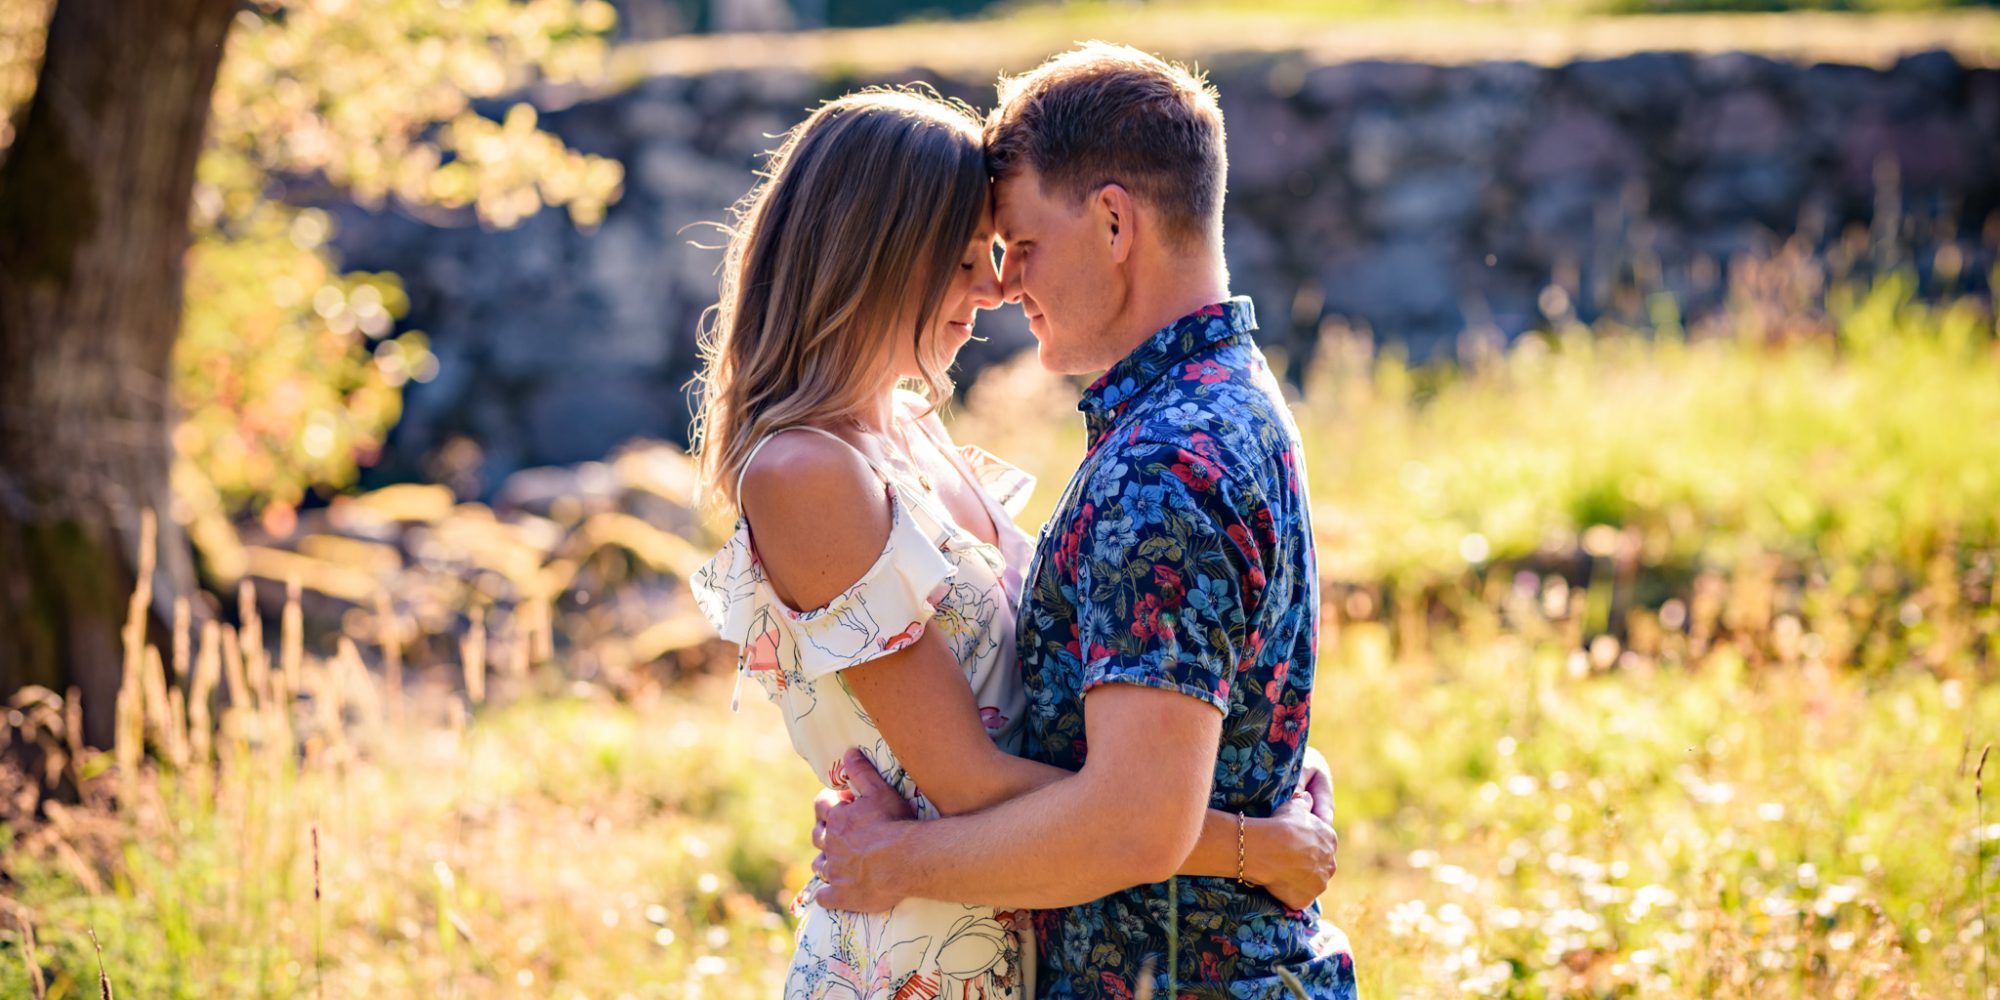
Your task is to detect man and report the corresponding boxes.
[814,42,1356,998]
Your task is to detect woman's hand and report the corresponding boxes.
[1244,791,1339,911]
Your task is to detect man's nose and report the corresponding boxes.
[999,254,1024,305]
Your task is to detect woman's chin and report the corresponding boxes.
[936,334,974,367]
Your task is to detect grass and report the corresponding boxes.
[2,258,1997,997]
[7,599,1995,997]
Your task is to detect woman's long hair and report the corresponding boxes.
[689,87,989,513]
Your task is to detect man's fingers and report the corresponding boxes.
[840,747,895,798]
[812,820,826,850]
[812,852,827,879]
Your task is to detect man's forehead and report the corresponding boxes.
[991,172,1041,236]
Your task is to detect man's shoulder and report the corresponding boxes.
[1117,388,1295,480]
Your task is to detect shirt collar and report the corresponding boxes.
[1079,296,1258,445]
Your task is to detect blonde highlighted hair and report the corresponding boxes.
[689,86,989,513]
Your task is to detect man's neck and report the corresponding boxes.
[1106,258,1229,365]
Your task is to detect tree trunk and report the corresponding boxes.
[0,0,237,747]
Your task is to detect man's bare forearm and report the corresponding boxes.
[953,747,1286,886]
[882,768,1176,909]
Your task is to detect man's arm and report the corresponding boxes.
[814,682,1221,910]
[839,641,1337,908]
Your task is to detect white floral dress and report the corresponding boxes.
[691,423,1037,1000]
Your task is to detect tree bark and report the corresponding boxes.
[0,0,238,747]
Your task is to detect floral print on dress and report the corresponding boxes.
[691,424,1039,1000]
[1017,298,1357,999]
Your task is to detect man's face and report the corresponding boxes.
[994,167,1119,375]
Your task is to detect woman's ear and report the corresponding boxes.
[1097,183,1134,264]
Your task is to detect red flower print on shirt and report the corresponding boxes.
[1183,359,1231,384]
[1171,450,1220,492]
[1133,593,1166,640]
[1200,950,1224,982]
[1055,502,1093,577]
[1099,972,1135,1000]
[1269,698,1309,748]
[1240,629,1265,671]
[1226,522,1261,565]
[1243,563,1267,598]
[1264,659,1291,702]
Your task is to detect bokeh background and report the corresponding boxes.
[1,1,1999,997]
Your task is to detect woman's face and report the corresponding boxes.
[894,205,1003,379]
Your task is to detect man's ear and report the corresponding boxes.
[1095,183,1134,264]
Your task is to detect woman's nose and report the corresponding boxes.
[998,254,1023,305]
[972,264,1003,309]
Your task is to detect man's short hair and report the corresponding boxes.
[986,42,1226,247]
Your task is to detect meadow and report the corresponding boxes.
[3,251,1999,999]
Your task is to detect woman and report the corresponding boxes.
[689,88,1332,999]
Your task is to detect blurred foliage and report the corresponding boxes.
[0,0,626,530]
[1292,268,2000,596]
[175,204,428,520]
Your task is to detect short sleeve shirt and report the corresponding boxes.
[1018,298,1356,998]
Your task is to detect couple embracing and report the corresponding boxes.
[690,41,1358,999]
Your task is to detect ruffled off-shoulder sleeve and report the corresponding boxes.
[690,484,956,681]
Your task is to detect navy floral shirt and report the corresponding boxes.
[1019,298,1356,998]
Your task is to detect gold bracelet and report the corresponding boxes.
[1234,811,1248,885]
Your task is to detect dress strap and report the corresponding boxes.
[734,425,889,504]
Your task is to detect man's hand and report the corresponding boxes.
[811,748,917,913]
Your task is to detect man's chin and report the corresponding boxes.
[1035,344,1098,377]
[1033,340,1067,374]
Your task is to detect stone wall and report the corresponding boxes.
[322,49,2000,495]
